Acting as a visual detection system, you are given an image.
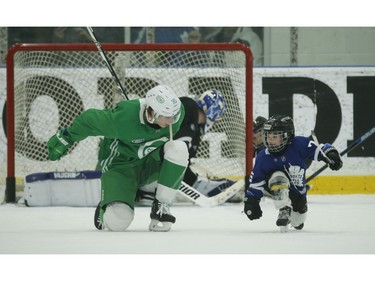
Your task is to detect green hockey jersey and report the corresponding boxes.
[67,98,185,170]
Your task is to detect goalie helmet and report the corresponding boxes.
[263,115,294,153]
[197,89,227,132]
[146,85,181,123]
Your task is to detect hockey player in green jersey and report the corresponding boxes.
[47,85,189,232]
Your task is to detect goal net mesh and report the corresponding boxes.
[6,43,252,188]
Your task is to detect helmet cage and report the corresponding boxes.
[263,130,291,153]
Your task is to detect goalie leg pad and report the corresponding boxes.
[103,202,134,232]
[193,177,235,197]
[24,171,101,207]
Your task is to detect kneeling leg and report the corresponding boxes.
[103,202,134,232]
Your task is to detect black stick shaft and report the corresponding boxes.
[306,126,375,182]
[86,27,129,100]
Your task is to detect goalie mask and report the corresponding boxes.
[145,85,181,123]
[263,115,294,153]
[197,89,227,132]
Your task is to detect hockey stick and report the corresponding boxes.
[86,27,129,100]
[306,126,375,182]
[86,27,242,206]
[179,178,245,207]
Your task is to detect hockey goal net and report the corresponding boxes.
[5,43,253,202]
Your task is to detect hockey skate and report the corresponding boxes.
[149,199,176,232]
[293,223,304,230]
[290,209,307,230]
[276,206,291,232]
[94,202,104,230]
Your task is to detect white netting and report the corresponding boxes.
[8,44,251,185]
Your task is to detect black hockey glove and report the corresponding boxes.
[323,147,343,171]
[244,196,262,220]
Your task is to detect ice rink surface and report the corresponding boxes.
[1,194,375,254]
[1,194,374,280]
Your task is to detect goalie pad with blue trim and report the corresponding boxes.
[24,170,101,207]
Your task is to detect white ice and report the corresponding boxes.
[1,195,374,280]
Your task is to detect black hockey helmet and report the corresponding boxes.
[253,116,267,133]
[262,115,295,153]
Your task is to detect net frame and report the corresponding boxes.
[5,43,253,203]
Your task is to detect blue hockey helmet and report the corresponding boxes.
[197,89,227,132]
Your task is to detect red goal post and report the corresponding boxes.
[5,43,253,203]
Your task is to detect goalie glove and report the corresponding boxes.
[244,196,262,221]
[323,146,343,171]
[193,177,235,197]
[47,128,74,161]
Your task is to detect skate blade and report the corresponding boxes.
[149,219,173,232]
[279,225,289,233]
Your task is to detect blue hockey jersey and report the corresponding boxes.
[247,136,333,199]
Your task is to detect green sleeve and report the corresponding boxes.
[67,108,118,141]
